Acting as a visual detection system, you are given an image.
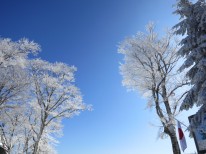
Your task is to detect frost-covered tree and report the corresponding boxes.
[0,37,88,154]
[0,38,44,154]
[0,105,31,154]
[28,59,87,154]
[118,23,188,154]
[0,103,58,154]
[173,0,206,110]
[0,38,40,108]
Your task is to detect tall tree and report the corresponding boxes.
[173,0,206,111]
[29,59,87,154]
[118,23,188,154]
[0,37,89,154]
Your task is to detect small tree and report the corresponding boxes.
[118,23,188,154]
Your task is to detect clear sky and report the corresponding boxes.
[0,0,199,154]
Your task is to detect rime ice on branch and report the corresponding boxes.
[118,23,188,154]
[0,38,89,154]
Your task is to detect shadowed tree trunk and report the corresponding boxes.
[167,129,181,154]
[0,147,6,154]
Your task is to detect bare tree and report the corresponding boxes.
[118,23,188,154]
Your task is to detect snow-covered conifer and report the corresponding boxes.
[174,0,206,110]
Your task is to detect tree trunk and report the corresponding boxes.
[33,137,40,154]
[33,125,44,154]
[32,111,48,154]
[165,126,181,154]
[161,83,181,154]
[170,133,181,154]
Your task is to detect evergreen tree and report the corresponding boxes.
[174,0,206,110]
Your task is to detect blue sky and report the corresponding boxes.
[0,0,199,154]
